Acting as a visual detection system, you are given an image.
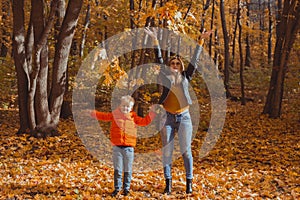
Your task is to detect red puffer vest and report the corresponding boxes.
[91,108,154,147]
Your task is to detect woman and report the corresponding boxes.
[145,28,212,194]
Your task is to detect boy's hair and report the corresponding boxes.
[120,95,135,104]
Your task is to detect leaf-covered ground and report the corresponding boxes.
[0,97,299,199]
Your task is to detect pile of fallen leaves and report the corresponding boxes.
[0,97,299,199]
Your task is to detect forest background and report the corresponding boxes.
[0,0,299,199]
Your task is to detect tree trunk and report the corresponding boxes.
[80,4,90,57]
[259,0,265,31]
[275,0,282,37]
[49,0,83,127]
[214,29,220,67]
[200,0,211,32]
[220,0,231,98]
[134,0,157,116]
[13,0,83,136]
[231,5,238,69]
[209,0,215,57]
[237,0,245,105]
[54,0,66,50]
[12,0,30,133]
[244,1,251,67]
[0,0,10,57]
[128,0,137,93]
[263,0,300,118]
[267,0,273,64]
[31,0,52,130]
[56,0,73,120]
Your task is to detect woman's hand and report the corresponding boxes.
[198,29,213,45]
[200,29,213,39]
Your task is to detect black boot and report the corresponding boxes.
[111,189,120,197]
[122,189,130,196]
[164,179,172,195]
[186,179,192,194]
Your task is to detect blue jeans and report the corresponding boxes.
[113,146,134,191]
[160,110,193,179]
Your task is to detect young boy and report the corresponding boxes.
[90,95,156,196]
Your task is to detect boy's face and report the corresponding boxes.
[119,101,134,114]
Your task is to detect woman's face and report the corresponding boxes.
[169,59,182,73]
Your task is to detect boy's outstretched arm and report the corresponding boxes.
[86,109,113,121]
[132,104,159,126]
